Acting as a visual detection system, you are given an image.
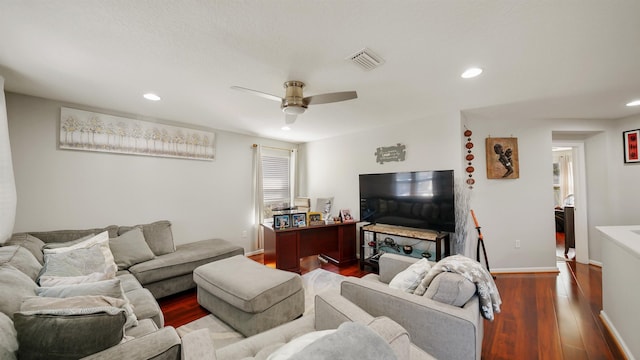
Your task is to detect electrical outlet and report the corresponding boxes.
[515,240,521,249]
[241,230,247,238]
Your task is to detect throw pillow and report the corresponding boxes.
[0,312,18,360]
[109,227,155,270]
[39,231,117,287]
[267,330,336,360]
[287,322,397,360]
[42,233,95,250]
[36,279,138,328]
[423,272,476,307]
[0,245,42,281]
[388,258,432,293]
[0,265,37,319]
[4,233,45,265]
[118,220,175,256]
[15,296,126,360]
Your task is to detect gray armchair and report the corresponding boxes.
[340,253,483,360]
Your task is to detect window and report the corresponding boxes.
[261,152,292,218]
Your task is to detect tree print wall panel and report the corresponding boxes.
[59,107,215,161]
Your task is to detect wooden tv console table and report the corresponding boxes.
[263,222,357,273]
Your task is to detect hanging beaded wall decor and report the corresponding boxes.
[464,128,475,189]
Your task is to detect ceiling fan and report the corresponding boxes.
[231,81,357,124]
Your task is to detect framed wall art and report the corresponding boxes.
[59,107,216,161]
[485,137,519,179]
[623,129,640,164]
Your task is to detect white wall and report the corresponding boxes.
[7,93,295,252]
[610,114,640,225]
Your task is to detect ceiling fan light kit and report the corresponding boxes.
[231,80,357,124]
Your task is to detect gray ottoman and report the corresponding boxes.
[193,255,304,337]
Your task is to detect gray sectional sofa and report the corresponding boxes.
[0,220,244,359]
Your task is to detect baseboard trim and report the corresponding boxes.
[589,259,603,267]
[600,310,634,360]
[245,249,264,257]
[491,266,559,274]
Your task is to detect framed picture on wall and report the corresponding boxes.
[485,137,519,179]
[623,129,640,163]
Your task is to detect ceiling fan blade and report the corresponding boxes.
[285,113,297,124]
[304,91,358,105]
[230,86,282,102]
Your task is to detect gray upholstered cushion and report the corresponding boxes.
[287,321,397,360]
[124,288,164,328]
[119,220,175,256]
[424,272,476,307]
[109,227,155,270]
[4,234,45,264]
[0,245,42,281]
[15,296,126,360]
[129,238,244,285]
[27,225,119,244]
[193,255,302,313]
[117,273,143,292]
[0,265,37,319]
[0,312,17,360]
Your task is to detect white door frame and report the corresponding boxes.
[553,140,589,264]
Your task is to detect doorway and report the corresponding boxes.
[551,140,589,264]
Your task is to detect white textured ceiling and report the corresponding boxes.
[2,1,640,143]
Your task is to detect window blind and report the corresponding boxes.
[261,154,290,205]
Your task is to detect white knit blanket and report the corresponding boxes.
[416,255,502,321]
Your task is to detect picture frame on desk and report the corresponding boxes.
[273,214,291,230]
[291,213,307,227]
[307,212,324,226]
[340,209,354,222]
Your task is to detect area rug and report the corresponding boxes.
[176,268,346,349]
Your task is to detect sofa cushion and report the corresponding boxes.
[0,245,42,281]
[124,288,164,328]
[388,258,431,294]
[0,265,37,319]
[285,321,397,360]
[109,227,156,270]
[4,233,45,264]
[39,232,117,287]
[0,312,17,360]
[42,233,95,250]
[267,329,336,360]
[119,220,175,256]
[424,272,476,307]
[117,273,144,292]
[27,225,119,244]
[15,296,126,360]
[129,238,243,285]
[36,279,138,328]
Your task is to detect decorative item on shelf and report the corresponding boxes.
[464,127,475,189]
[375,143,406,164]
[273,214,291,230]
[307,212,324,226]
[623,129,640,163]
[291,213,307,227]
[339,209,354,222]
[486,137,519,179]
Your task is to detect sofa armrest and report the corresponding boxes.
[313,290,376,330]
[181,329,215,360]
[341,277,482,360]
[378,253,421,284]
[82,327,181,360]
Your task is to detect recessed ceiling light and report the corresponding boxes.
[281,126,291,131]
[461,67,483,79]
[626,99,640,107]
[143,93,161,101]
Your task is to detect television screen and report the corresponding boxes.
[359,170,455,233]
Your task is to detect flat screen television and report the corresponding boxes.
[359,170,455,233]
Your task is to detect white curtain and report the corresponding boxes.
[0,76,17,243]
[290,148,297,202]
[253,144,264,250]
[559,155,574,205]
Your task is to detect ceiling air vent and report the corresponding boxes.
[346,48,385,71]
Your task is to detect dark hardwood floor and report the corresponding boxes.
[159,253,624,359]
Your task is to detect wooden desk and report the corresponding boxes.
[263,222,357,273]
